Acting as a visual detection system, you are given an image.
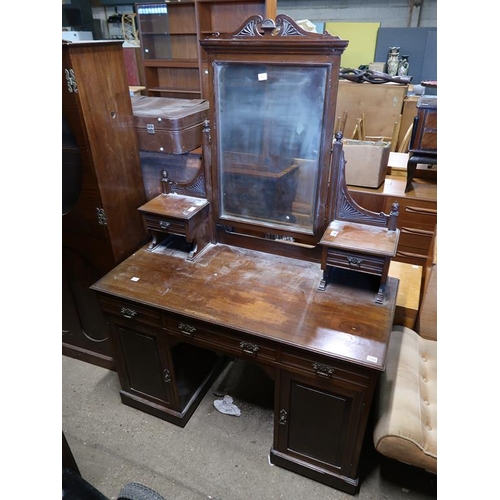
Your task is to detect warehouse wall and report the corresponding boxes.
[91,0,437,40]
[276,0,437,28]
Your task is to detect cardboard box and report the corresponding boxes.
[343,139,390,188]
[336,81,408,141]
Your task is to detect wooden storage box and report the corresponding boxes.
[343,139,390,188]
[131,96,209,154]
[388,260,422,330]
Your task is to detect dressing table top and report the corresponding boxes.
[92,242,398,371]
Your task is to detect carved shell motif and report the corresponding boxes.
[234,15,309,38]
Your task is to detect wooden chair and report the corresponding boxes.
[335,110,348,135]
[354,113,401,152]
[389,114,402,152]
[397,123,413,153]
[351,113,366,141]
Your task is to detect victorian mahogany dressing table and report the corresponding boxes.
[92,16,399,495]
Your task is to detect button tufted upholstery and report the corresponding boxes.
[373,231,437,474]
[373,324,437,473]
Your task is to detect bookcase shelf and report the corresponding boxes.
[136,0,276,99]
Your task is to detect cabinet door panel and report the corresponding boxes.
[113,323,174,407]
[118,326,169,402]
[287,382,351,466]
[276,370,366,477]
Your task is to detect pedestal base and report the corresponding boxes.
[269,448,360,495]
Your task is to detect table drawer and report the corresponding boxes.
[163,313,277,363]
[325,248,385,275]
[143,215,186,237]
[281,348,371,388]
[98,295,162,328]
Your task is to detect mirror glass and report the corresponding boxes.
[215,62,328,234]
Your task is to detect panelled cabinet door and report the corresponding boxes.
[275,370,367,480]
[62,41,147,261]
[62,46,110,245]
[109,317,178,411]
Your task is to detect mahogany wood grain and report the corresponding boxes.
[88,16,398,494]
[92,244,397,371]
[62,41,149,369]
[92,242,397,493]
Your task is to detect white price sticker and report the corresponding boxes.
[258,73,268,81]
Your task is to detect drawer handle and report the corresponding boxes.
[400,227,434,236]
[159,220,170,229]
[396,250,424,259]
[163,369,171,383]
[405,206,437,216]
[178,323,196,337]
[313,362,335,378]
[240,341,259,355]
[120,307,137,319]
[347,256,363,268]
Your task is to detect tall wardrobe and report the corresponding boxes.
[62,40,148,369]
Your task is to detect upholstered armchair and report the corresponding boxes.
[373,233,437,474]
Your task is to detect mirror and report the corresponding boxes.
[215,62,328,235]
[200,14,348,251]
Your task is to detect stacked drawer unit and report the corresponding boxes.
[349,177,437,267]
[386,196,436,266]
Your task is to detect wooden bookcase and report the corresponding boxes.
[137,1,201,99]
[136,0,277,99]
[195,0,276,97]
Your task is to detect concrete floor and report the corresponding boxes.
[62,355,437,500]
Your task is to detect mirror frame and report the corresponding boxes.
[200,15,348,250]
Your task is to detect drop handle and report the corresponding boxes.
[159,220,170,229]
[347,256,363,268]
[178,323,196,337]
[120,307,137,319]
[240,341,259,355]
[313,362,335,378]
